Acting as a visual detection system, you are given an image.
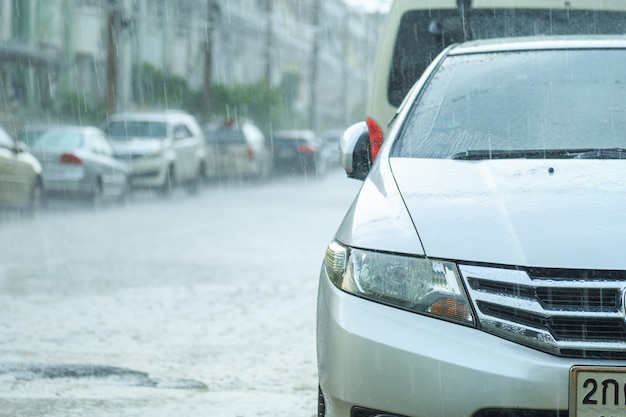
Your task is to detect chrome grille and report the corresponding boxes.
[459,264,626,358]
[116,153,145,161]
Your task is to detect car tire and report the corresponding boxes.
[198,160,209,184]
[249,159,269,183]
[23,178,45,218]
[259,158,272,181]
[159,167,175,198]
[117,177,130,205]
[90,179,104,209]
[186,165,202,195]
[302,156,321,177]
[315,155,327,177]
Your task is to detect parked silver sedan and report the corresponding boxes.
[203,120,272,181]
[28,126,129,205]
[319,35,626,417]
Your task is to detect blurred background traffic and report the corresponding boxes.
[0,0,388,214]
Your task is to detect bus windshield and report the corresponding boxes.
[389,7,626,107]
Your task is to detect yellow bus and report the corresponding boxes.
[367,0,626,141]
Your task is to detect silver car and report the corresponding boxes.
[318,36,626,417]
[203,120,272,181]
[29,126,129,205]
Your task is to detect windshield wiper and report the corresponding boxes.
[574,148,626,159]
[450,148,626,160]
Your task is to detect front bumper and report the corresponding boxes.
[126,157,169,188]
[316,267,612,417]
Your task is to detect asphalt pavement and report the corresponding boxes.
[0,167,362,417]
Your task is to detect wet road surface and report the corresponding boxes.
[0,168,361,417]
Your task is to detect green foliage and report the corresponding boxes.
[36,65,302,133]
[280,70,300,109]
[209,79,284,133]
[135,65,294,134]
[139,63,197,111]
[56,90,106,125]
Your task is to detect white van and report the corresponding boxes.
[104,110,207,196]
[367,0,626,142]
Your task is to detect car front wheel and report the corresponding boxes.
[89,179,104,209]
[23,178,45,218]
[186,165,203,195]
[159,167,175,198]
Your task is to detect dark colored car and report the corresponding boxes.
[270,129,325,176]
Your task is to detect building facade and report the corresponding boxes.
[0,0,383,132]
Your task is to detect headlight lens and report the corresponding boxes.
[145,147,164,158]
[325,241,474,324]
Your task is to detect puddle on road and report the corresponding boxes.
[0,363,207,390]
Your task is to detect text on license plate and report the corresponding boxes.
[570,366,626,417]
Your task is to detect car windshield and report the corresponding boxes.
[28,130,83,150]
[388,9,626,107]
[15,128,49,147]
[105,121,167,140]
[392,48,626,159]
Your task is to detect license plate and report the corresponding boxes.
[570,366,626,417]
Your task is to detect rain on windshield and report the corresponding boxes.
[393,48,626,159]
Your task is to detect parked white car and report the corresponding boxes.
[103,110,207,196]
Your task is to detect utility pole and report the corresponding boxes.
[264,0,273,84]
[106,0,120,117]
[203,0,217,118]
[131,0,143,106]
[24,0,35,108]
[457,0,472,40]
[341,3,349,126]
[309,0,321,131]
[61,0,74,96]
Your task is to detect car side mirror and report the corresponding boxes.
[15,141,28,153]
[339,121,372,181]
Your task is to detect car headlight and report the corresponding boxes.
[324,241,475,325]
[145,148,164,158]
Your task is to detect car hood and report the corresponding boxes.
[388,158,626,270]
[112,139,164,156]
